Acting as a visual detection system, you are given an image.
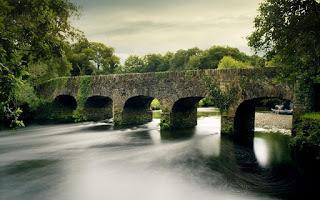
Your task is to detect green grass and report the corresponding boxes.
[152,111,161,119]
[301,112,320,120]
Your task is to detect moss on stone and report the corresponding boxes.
[73,76,92,122]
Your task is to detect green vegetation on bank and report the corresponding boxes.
[301,113,320,120]
[290,113,320,168]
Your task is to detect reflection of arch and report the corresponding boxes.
[171,97,204,129]
[122,95,155,126]
[84,96,113,121]
[234,97,292,143]
[54,95,77,110]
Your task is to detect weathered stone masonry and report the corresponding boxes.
[38,68,309,140]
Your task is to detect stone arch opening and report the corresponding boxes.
[84,96,113,121]
[53,95,77,110]
[122,95,155,125]
[170,97,204,129]
[234,97,293,143]
[52,95,77,120]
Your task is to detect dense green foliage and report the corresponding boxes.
[204,77,238,112]
[119,46,265,74]
[301,112,320,120]
[248,0,320,84]
[217,56,250,69]
[0,0,79,128]
[249,0,320,165]
[150,99,161,110]
[290,114,320,167]
[73,77,92,122]
[68,39,120,76]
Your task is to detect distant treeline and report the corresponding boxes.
[29,38,271,85]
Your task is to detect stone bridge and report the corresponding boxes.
[38,68,300,141]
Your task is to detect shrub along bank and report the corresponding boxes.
[290,113,320,172]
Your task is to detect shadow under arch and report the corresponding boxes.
[84,96,113,121]
[234,97,292,144]
[122,95,155,126]
[47,95,77,122]
[54,95,77,110]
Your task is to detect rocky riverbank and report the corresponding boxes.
[255,112,292,130]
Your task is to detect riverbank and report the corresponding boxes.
[255,112,292,130]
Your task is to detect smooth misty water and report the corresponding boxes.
[0,117,315,200]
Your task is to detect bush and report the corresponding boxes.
[290,113,320,169]
[150,99,161,110]
[218,56,250,69]
[198,97,215,107]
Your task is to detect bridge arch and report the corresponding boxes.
[83,96,113,121]
[53,95,77,110]
[52,95,77,120]
[232,97,293,143]
[120,95,155,126]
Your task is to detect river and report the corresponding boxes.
[0,116,316,200]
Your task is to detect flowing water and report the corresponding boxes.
[0,116,316,200]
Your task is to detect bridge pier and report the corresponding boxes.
[221,101,256,144]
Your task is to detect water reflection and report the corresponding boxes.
[0,116,311,200]
[254,132,292,168]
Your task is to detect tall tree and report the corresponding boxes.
[90,42,120,74]
[0,0,79,127]
[68,40,120,75]
[248,0,320,83]
[170,48,202,71]
[67,39,95,76]
[121,55,146,73]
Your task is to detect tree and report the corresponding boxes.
[67,40,120,75]
[89,42,120,74]
[27,56,72,85]
[248,0,320,84]
[218,56,250,69]
[0,0,79,128]
[187,46,249,70]
[67,39,96,76]
[121,55,146,73]
[144,53,169,72]
[170,48,202,71]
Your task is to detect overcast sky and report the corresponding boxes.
[72,0,263,61]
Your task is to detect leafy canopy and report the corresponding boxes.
[248,0,320,83]
[218,56,250,69]
[0,0,80,127]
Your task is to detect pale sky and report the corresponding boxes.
[72,0,263,62]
